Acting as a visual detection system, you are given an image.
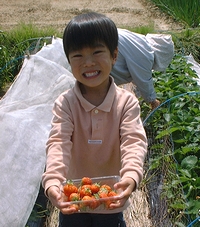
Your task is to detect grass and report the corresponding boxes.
[150,0,200,28]
[121,23,155,35]
[0,23,60,93]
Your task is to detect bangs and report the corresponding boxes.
[66,22,104,52]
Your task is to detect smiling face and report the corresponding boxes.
[69,42,118,88]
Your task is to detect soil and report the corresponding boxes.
[0,0,183,33]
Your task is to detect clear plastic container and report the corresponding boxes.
[62,175,123,212]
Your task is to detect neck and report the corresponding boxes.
[80,78,111,106]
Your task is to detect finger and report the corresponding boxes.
[109,198,126,209]
[60,205,79,214]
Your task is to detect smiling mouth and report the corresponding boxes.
[84,71,100,78]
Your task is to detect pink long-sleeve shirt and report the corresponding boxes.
[42,77,147,213]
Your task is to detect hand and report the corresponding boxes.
[47,185,78,214]
[108,177,136,209]
[149,99,160,110]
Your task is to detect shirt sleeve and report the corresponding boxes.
[119,93,148,187]
[42,93,73,193]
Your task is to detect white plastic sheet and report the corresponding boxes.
[0,37,75,227]
[185,54,200,85]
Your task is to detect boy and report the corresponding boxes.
[42,12,147,227]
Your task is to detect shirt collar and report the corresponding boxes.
[74,76,116,112]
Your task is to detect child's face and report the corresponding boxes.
[68,42,118,88]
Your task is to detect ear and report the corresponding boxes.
[112,47,118,65]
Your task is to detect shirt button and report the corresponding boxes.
[94,109,99,114]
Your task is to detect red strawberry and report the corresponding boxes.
[63,180,78,197]
[90,183,100,194]
[79,185,92,198]
[81,195,93,207]
[81,177,92,185]
[69,192,80,201]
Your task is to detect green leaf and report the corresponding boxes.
[173,139,186,143]
[181,146,195,154]
[181,155,198,170]
[170,202,186,209]
[163,113,171,122]
[174,222,186,227]
[179,169,191,178]
[186,200,200,215]
[155,127,180,139]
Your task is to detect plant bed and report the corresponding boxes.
[141,54,200,226]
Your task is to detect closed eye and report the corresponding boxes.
[73,54,82,58]
[94,50,103,54]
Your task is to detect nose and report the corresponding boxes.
[83,55,95,67]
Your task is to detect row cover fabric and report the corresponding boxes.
[185,54,200,85]
[0,37,75,227]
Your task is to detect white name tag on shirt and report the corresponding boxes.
[88,140,102,144]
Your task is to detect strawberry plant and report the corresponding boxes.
[142,54,200,226]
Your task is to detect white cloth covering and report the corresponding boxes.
[0,37,75,227]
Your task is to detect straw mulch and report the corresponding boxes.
[124,187,152,227]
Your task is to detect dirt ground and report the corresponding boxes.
[0,0,183,33]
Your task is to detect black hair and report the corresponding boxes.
[63,12,118,62]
